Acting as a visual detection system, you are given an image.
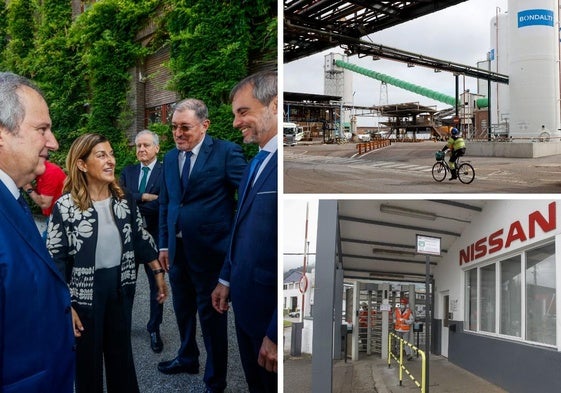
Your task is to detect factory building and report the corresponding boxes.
[294,199,561,393]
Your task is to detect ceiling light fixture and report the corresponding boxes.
[372,248,417,256]
[379,204,437,221]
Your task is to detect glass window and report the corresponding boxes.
[145,103,173,127]
[500,255,521,337]
[526,242,556,345]
[480,264,496,332]
[465,269,478,331]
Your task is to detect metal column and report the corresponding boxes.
[312,200,338,393]
[487,78,492,141]
[351,281,360,361]
[425,255,431,393]
[407,284,416,345]
[333,262,345,360]
[380,283,390,360]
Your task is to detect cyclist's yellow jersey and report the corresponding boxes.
[447,137,465,150]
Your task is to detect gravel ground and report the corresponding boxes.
[33,215,248,393]
[131,267,248,393]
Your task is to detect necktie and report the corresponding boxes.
[138,166,150,194]
[181,151,193,192]
[17,194,32,218]
[248,150,269,186]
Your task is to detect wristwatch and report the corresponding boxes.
[26,188,34,194]
[152,268,165,276]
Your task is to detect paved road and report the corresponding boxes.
[284,140,561,193]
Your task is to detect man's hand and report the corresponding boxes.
[258,336,277,373]
[71,307,84,338]
[141,193,158,202]
[159,250,169,271]
[211,283,230,314]
[154,274,168,304]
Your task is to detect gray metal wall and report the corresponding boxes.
[446,321,561,393]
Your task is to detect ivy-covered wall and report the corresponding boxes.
[0,0,277,171]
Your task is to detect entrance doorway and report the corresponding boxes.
[346,283,429,358]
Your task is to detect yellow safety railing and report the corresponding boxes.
[388,332,426,393]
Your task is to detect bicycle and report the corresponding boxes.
[432,151,475,184]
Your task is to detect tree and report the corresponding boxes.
[0,0,277,169]
[2,0,37,74]
[165,0,276,156]
[30,0,87,165]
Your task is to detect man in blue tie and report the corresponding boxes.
[212,70,278,393]
[158,98,247,393]
[120,129,165,353]
[0,72,75,392]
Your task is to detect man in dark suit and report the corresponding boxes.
[120,129,164,353]
[0,72,75,392]
[212,71,278,392]
[158,98,247,393]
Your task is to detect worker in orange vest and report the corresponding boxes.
[394,297,414,360]
[359,302,376,328]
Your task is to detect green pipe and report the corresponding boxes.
[476,97,488,108]
[335,59,457,106]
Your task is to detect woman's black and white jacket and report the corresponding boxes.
[46,192,158,309]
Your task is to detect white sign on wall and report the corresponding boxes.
[416,234,441,256]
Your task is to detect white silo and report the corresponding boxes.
[324,53,354,103]
[508,0,560,139]
[324,52,353,123]
[489,10,510,131]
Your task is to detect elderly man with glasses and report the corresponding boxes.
[157,98,247,393]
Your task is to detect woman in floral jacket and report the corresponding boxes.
[47,133,168,393]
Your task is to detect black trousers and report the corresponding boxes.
[75,266,139,393]
[449,148,466,168]
[169,237,228,391]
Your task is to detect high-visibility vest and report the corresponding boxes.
[359,309,376,327]
[394,307,412,332]
[447,137,465,151]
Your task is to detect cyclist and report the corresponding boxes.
[441,127,466,180]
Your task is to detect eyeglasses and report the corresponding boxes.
[170,123,201,133]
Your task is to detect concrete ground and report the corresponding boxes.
[284,354,507,393]
[283,139,561,193]
[283,325,506,393]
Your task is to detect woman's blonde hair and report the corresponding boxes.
[64,133,125,211]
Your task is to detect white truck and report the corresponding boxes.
[283,122,304,146]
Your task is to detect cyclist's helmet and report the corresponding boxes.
[450,127,460,137]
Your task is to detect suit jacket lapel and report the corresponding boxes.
[0,183,66,283]
[146,162,162,192]
[168,149,182,197]
[184,135,212,195]
[237,151,277,221]
[133,165,141,190]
